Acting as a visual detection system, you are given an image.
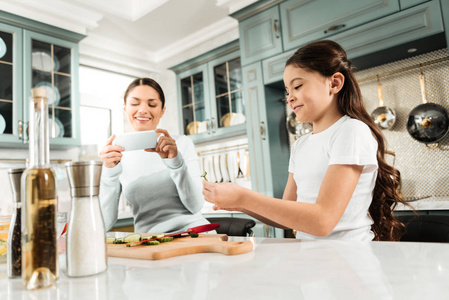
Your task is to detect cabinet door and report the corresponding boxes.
[331,0,444,60]
[280,0,400,52]
[0,23,23,144]
[208,51,246,138]
[177,64,211,140]
[24,30,80,147]
[239,5,283,66]
[400,0,428,9]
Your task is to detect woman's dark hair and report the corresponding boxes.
[286,40,409,241]
[123,77,165,107]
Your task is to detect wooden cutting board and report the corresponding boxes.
[107,234,253,260]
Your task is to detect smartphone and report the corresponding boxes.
[113,130,158,151]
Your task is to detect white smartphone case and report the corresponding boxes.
[113,130,158,151]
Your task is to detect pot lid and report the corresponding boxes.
[407,103,449,143]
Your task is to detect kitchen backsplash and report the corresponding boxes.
[288,48,449,207]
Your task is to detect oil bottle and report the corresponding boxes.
[21,88,58,289]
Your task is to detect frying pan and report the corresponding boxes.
[406,70,449,149]
[371,77,396,130]
[286,112,313,137]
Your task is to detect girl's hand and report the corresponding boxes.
[99,134,125,168]
[145,129,177,159]
[202,180,243,210]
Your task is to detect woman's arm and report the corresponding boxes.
[162,135,204,214]
[203,164,363,237]
[99,164,123,231]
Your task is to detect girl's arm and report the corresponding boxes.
[203,164,363,237]
[236,173,298,229]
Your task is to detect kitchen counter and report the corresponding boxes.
[1,237,449,300]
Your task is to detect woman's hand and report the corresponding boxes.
[202,180,244,211]
[99,134,125,168]
[145,129,178,159]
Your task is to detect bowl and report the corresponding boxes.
[0,215,11,263]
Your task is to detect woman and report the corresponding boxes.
[203,40,408,241]
[99,77,210,233]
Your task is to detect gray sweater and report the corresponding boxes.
[99,135,209,233]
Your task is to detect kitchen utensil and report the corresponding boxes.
[49,116,64,138]
[108,234,253,260]
[286,112,313,137]
[371,77,396,130]
[124,223,220,247]
[35,82,60,106]
[236,152,244,178]
[186,121,202,135]
[406,70,449,149]
[214,154,223,182]
[220,154,230,182]
[0,113,6,134]
[32,50,59,72]
[0,37,6,60]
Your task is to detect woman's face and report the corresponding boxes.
[124,85,166,131]
[283,65,337,125]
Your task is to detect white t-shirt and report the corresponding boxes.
[289,115,378,241]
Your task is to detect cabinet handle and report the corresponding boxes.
[324,24,345,34]
[260,122,266,140]
[18,120,23,140]
[26,121,30,141]
[265,225,269,237]
[273,19,280,39]
[206,119,211,135]
[211,117,216,133]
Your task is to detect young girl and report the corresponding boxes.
[202,40,407,241]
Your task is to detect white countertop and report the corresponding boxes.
[1,237,449,300]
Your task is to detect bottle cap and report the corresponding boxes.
[8,168,26,203]
[31,87,46,98]
[65,161,103,197]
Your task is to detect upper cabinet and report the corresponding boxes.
[0,11,84,148]
[172,41,246,144]
[280,0,400,52]
[238,5,283,66]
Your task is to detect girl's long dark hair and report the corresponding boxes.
[286,40,408,241]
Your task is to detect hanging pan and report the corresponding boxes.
[286,112,313,137]
[371,76,396,130]
[406,69,449,149]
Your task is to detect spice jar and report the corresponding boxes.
[65,161,107,277]
[7,168,25,277]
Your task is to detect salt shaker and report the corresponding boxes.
[65,161,107,277]
[7,168,25,277]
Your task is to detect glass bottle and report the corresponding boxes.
[7,168,25,277]
[65,161,107,277]
[22,88,58,289]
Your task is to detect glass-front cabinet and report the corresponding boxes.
[174,41,246,143]
[0,11,84,148]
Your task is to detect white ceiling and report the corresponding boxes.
[0,0,257,76]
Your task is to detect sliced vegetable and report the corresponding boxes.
[113,237,125,244]
[106,237,116,244]
[124,233,141,243]
[189,232,199,238]
[146,240,160,246]
[201,172,208,181]
[158,236,174,243]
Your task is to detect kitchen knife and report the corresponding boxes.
[124,222,220,247]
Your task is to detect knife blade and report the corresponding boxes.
[124,222,220,247]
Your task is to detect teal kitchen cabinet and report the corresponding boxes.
[262,0,444,84]
[242,62,289,198]
[280,0,400,53]
[172,41,246,144]
[400,0,429,9]
[0,11,84,148]
[234,5,283,66]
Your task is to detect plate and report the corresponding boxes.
[0,37,6,60]
[186,121,202,135]
[220,113,246,127]
[49,116,64,138]
[32,50,60,72]
[0,113,6,134]
[35,82,60,106]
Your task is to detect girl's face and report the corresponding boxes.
[124,85,166,131]
[283,65,341,127]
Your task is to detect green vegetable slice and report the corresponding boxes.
[146,240,160,246]
[124,233,141,243]
[189,232,199,238]
[158,236,174,243]
[106,237,116,244]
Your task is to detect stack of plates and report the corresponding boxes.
[0,113,6,134]
[220,112,246,127]
[35,82,60,106]
[49,116,64,138]
[0,37,6,60]
[32,50,59,72]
